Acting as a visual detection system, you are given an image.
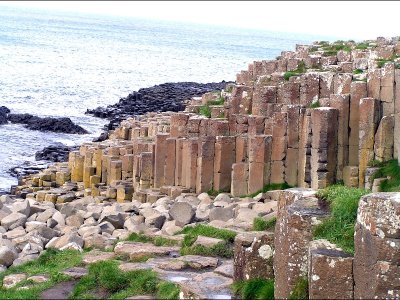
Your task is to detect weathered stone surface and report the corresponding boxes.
[374,115,394,161]
[1,212,27,231]
[0,246,17,267]
[308,240,354,299]
[2,273,27,289]
[192,236,224,248]
[354,193,400,299]
[234,232,274,281]
[169,202,195,227]
[209,206,234,222]
[114,242,179,260]
[274,191,329,299]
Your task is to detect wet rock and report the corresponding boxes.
[0,106,9,125]
[35,143,79,163]
[7,114,88,134]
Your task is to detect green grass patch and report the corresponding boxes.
[253,216,276,231]
[180,242,233,258]
[69,260,178,300]
[247,182,291,198]
[353,68,364,74]
[288,277,308,300]
[322,49,338,57]
[178,224,236,243]
[232,278,274,300]
[355,42,369,49]
[156,282,180,300]
[377,58,391,68]
[125,232,178,247]
[284,61,306,81]
[199,105,211,118]
[225,85,234,93]
[313,184,369,253]
[309,100,321,109]
[0,249,83,300]
[207,189,222,197]
[370,159,400,192]
[178,224,237,258]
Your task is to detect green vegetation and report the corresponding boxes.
[69,260,179,300]
[225,85,233,93]
[232,278,274,300]
[178,224,236,243]
[207,189,221,197]
[309,100,321,109]
[0,249,83,300]
[284,61,306,81]
[288,277,309,300]
[353,68,364,74]
[126,232,179,247]
[370,159,400,192]
[355,42,370,50]
[247,182,291,198]
[253,216,277,231]
[377,58,392,68]
[199,105,212,118]
[313,184,369,253]
[178,224,237,258]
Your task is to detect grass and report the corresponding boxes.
[199,105,211,118]
[309,100,321,109]
[283,61,306,81]
[313,184,369,253]
[353,68,364,74]
[207,189,222,197]
[156,282,180,300]
[370,159,400,192]
[177,224,237,258]
[69,260,179,300]
[355,42,369,49]
[125,232,179,247]
[288,277,308,300]
[232,278,274,300]
[247,182,291,198]
[0,249,83,299]
[253,216,276,231]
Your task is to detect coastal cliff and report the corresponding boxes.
[0,36,399,299]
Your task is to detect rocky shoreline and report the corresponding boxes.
[86,81,232,130]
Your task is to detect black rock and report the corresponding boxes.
[0,106,9,125]
[7,114,89,134]
[86,81,232,130]
[35,143,79,162]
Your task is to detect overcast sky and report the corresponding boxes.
[2,1,399,40]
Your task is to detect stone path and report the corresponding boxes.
[1,242,235,299]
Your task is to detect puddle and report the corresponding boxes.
[166,275,190,282]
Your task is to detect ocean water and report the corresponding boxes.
[0,5,334,192]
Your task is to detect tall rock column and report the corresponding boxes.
[358,98,381,188]
[213,136,235,192]
[354,193,400,299]
[310,107,339,190]
[196,136,215,193]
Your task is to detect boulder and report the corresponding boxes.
[1,212,27,231]
[11,199,30,217]
[0,246,17,267]
[169,202,195,226]
[209,207,234,222]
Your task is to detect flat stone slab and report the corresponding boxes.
[82,250,115,264]
[27,274,50,283]
[213,261,234,278]
[41,280,76,300]
[113,242,180,260]
[3,273,27,289]
[125,296,154,300]
[118,262,152,272]
[61,267,88,279]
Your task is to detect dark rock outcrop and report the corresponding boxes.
[35,143,79,162]
[0,106,10,125]
[86,81,231,130]
[7,114,88,134]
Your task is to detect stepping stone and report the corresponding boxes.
[177,255,219,269]
[3,273,27,289]
[27,274,50,283]
[126,296,154,300]
[192,236,224,247]
[62,267,88,279]
[178,272,233,299]
[214,261,234,278]
[82,250,115,264]
[118,262,152,272]
[41,280,76,300]
[114,242,180,260]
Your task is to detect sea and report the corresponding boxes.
[0,4,336,193]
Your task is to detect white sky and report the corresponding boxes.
[2,1,400,40]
